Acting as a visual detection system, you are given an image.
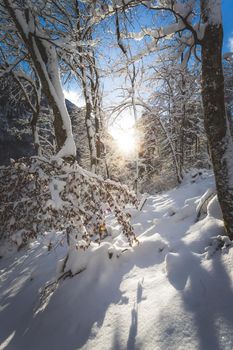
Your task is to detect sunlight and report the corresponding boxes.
[113,129,137,155]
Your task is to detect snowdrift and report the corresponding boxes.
[1,171,233,350]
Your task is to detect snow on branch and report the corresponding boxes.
[223,52,233,61]
[125,21,185,42]
[203,0,222,25]
[119,0,202,62]
[0,157,138,250]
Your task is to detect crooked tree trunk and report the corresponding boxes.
[201,0,233,239]
[33,37,67,151]
[4,1,71,154]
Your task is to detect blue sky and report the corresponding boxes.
[222,0,233,52]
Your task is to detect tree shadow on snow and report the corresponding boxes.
[182,251,233,350]
[126,280,144,350]
[163,237,233,350]
[0,241,166,350]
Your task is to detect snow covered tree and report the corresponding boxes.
[144,58,207,180]
[0,1,141,257]
[1,0,76,158]
[200,0,233,238]
[57,1,104,172]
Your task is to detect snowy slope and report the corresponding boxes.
[1,172,233,350]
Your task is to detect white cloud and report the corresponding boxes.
[228,36,233,52]
[63,89,85,107]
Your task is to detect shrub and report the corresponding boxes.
[0,157,138,250]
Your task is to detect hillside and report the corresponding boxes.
[0,85,86,165]
[1,172,233,350]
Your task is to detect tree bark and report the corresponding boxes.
[201,0,233,239]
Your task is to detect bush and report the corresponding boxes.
[0,157,138,250]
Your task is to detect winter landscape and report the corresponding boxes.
[0,1,233,350]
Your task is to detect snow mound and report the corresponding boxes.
[207,194,223,220]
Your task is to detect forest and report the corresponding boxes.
[0,1,233,349]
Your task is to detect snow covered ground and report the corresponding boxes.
[1,171,233,350]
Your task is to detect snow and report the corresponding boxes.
[207,195,223,220]
[48,178,67,210]
[8,2,77,159]
[196,187,215,214]
[54,135,76,159]
[31,38,76,159]
[2,172,233,349]
[223,52,233,60]
[194,23,207,41]
[206,0,222,25]
[173,1,195,18]
[127,21,185,42]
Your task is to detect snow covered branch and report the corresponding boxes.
[0,157,138,249]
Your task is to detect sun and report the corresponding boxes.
[113,129,137,155]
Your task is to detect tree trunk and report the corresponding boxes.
[4,1,70,153]
[201,0,233,239]
[33,37,67,151]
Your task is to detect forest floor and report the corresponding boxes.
[1,171,233,350]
